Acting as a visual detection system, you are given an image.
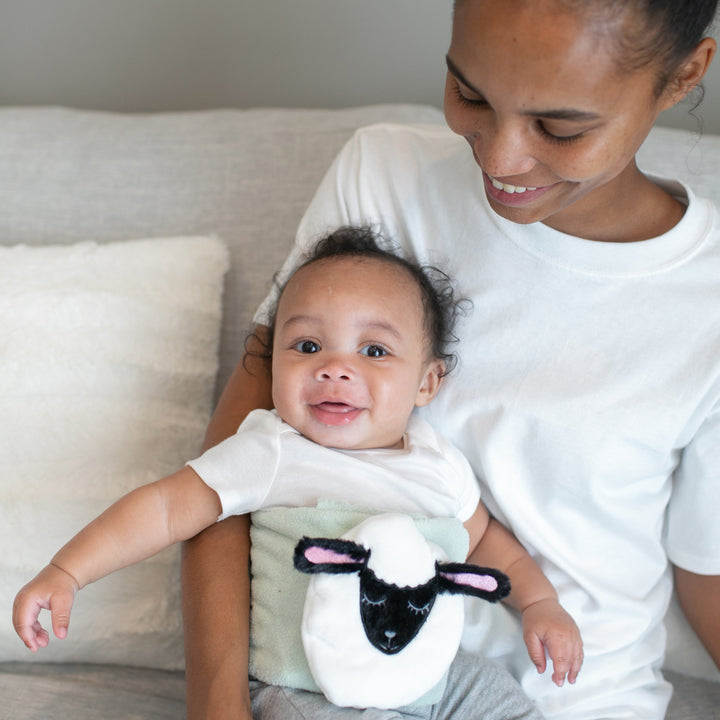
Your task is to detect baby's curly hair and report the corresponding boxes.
[250,225,468,376]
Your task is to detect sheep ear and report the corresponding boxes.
[293,536,369,575]
[436,563,511,602]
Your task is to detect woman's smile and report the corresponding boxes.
[483,172,556,207]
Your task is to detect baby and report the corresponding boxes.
[14,226,582,719]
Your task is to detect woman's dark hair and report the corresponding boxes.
[249,225,467,376]
[587,0,718,95]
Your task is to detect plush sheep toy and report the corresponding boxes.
[293,513,510,709]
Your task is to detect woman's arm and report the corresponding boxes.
[465,505,584,686]
[674,566,720,669]
[182,327,273,720]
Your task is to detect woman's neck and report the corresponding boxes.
[543,164,686,243]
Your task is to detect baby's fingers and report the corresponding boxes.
[524,632,548,676]
[565,645,584,685]
[49,591,74,640]
[547,636,584,687]
[12,565,78,651]
[13,595,48,652]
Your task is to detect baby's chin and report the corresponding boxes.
[300,426,405,452]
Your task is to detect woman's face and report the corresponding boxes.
[444,0,678,240]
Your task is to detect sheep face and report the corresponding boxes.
[293,514,510,709]
[358,568,437,654]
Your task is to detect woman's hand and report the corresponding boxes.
[13,563,79,652]
[522,597,584,687]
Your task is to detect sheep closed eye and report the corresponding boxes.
[361,593,387,607]
[407,600,431,616]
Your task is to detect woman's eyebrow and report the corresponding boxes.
[446,55,482,96]
[445,54,601,122]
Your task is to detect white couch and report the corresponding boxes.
[0,105,718,719]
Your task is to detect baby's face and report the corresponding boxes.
[271,256,443,450]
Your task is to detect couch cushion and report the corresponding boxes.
[0,105,445,398]
[0,662,185,720]
[0,236,228,669]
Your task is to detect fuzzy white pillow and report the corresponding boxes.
[0,236,229,670]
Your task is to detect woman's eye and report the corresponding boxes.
[294,340,320,354]
[361,345,387,358]
[536,120,585,146]
[452,83,488,108]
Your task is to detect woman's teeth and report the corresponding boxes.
[490,177,537,194]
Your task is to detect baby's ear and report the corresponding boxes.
[415,360,445,407]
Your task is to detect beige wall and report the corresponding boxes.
[1,0,718,133]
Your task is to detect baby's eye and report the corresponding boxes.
[361,592,387,607]
[294,340,320,354]
[407,600,431,616]
[360,344,387,358]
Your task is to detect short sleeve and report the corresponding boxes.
[665,404,720,574]
[187,409,282,520]
[407,414,481,523]
[438,436,482,523]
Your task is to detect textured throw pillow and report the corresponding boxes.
[0,236,229,670]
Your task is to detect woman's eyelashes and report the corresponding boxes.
[451,83,488,108]
[535,121,586,145]
[451,84,586,146]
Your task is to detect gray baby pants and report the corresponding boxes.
[249,651,542,720]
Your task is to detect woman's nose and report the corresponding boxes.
[471,122,536,179]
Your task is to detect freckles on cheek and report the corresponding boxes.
[559,144,614,183]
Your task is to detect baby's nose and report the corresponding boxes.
[315,356,353,381]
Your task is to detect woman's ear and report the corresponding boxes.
[661,37,717,110]
[415,360,445,407]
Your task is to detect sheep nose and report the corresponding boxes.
[384,630,396,639]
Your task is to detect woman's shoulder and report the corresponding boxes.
[347,121,465,164]
[638,126,720,209]
[353,120,454,141]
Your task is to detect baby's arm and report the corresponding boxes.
[464,503,583,686]
[13,467,221,652]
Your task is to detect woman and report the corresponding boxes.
[182,1,719,718]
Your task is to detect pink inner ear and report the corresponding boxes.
[443,572,498,592]
[305,546,359,565]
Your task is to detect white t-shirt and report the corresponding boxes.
[255,123,720,720]
[188,408,480,523]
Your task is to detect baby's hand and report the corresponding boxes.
[522,598,583,687]
[12,564,79,652]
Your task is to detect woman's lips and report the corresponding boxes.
[483,173,553,206]
[310,401,363,426]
